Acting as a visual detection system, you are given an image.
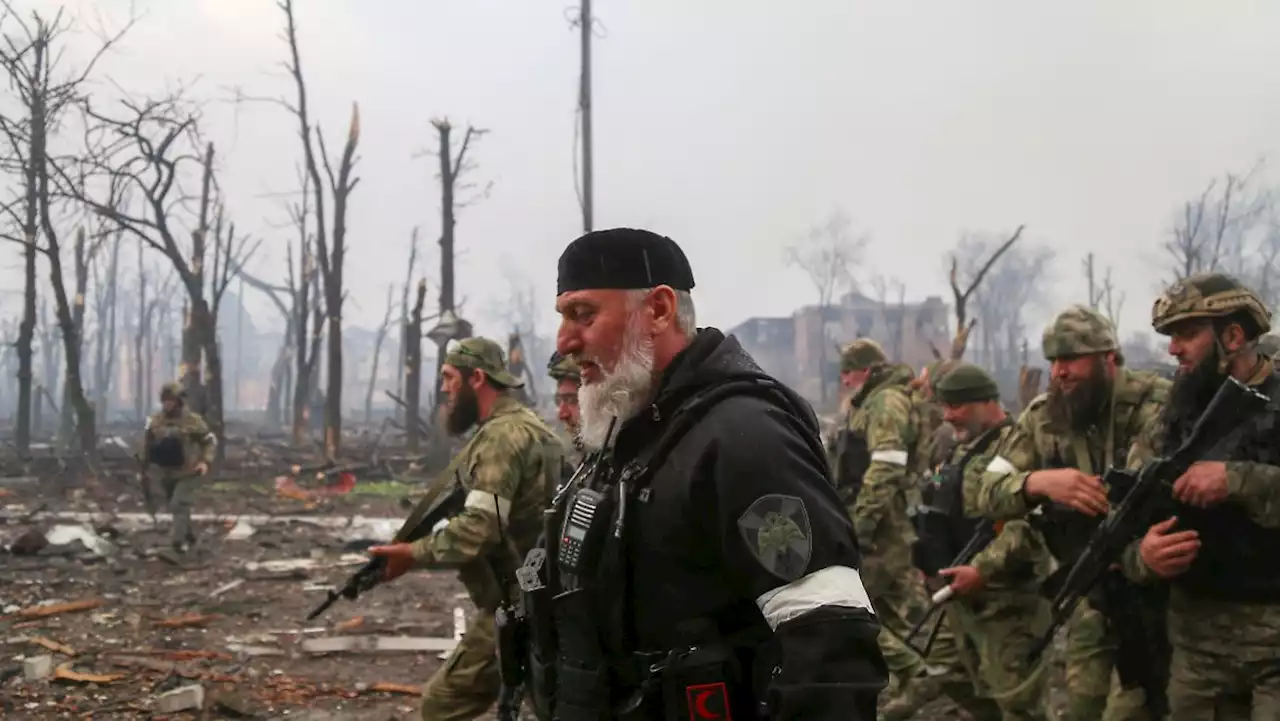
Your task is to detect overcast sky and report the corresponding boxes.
[11,0,1280,349]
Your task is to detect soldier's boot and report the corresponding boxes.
[879,673,945,721]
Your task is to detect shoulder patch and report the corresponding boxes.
[737,494,812,582]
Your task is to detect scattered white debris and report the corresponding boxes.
[155,684,205,712]
[211,579,246,597]
[300,635,457,654]
[225,519,256,540]
[45,525,115,557]
[23,655,52,681]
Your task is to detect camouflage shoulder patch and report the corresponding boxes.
[737,494,812,582]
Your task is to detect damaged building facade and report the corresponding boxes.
[727,291,951,410]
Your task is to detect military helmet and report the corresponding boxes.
[1151,272,1271,337]
[841,338,887,372]
[547,351,581,382]
[160,381,185,400]
[1041,305,1119,360]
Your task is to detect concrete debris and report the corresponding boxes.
[226,642,286,657]
[300,635,458,655]
[22,654,53,681]
[45,524,115,557]
[212,578,246,597]
[226,518,257,540]
[155,683,206,713]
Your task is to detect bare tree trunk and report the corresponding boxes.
[13,32,48,455]
[406,280,426,452]
[133,248,148,420]
[365,284,394,424]
[60,228,93,446]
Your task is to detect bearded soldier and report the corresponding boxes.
[926,363,1052,721]
[835,338,963,719]
[368,337,565,721]
[1121,273,1280,719]
[971,306,1167,721]
[517,228,886,720]
[139,381,216,554]
[546,350,583,463]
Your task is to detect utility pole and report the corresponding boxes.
[578,0,594,232]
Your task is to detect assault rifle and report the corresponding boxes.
[902,519,999,655]
[305,476,467,620]
[1027,376,1271,714]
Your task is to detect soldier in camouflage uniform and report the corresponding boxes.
[972,306,1168,721]
[930,363,1053,721]
[913,359,958,473]
[139,381,216,553]
[834,338,963,718]
[546,350,583,464]
[369,337,565,721]
[1119,273,1280,720]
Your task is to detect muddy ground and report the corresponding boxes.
[0,474,491,721]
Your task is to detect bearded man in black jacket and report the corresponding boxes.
[513,228,886,721]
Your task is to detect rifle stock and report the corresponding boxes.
[1027,377,1270,711]
[305,477,467,621]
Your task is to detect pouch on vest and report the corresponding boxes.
[150,435,186,469]
[660,642,750,721]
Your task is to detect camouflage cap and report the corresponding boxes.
[840,338,887,372]
[160,381,185,399]
[1041,305,1119,360]
[1151,272,1272,337]
[547,351,581,382]
[934,362,1000,405]
[443,337,523,388]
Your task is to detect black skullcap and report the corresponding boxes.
[556,228,696,295]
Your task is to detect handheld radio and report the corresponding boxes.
[558,487,613,576]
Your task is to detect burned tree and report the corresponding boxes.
[90,230,122,421]
[1163,163,1280,311]
[784,208,865,403]
[63,93,257,454]
[428,117,488,403]
[277,0,361,458]
[945,224,1024,359]
[394,227,420,423]
[1083,252,1124,333]
[0,4,129,453]
[131,249,174,422]
[404,279,427,451]
[365,284,395,424]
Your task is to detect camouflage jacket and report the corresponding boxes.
[973,367,1170,520]
[141,408,216,471]
[954,424,1052,594]
[847,363,920,546]
[410,395,564,609]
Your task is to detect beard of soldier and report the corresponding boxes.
[576,315,656,450]
[445,370,482,435]
[1045,354,1113,432]
[1160,319,1251,450]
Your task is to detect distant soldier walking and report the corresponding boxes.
[139,382,216,553]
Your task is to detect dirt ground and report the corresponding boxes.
[0,474,489,721]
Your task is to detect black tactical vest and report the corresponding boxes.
[1174,374,1280,602]
[833,413,870,506]
[913,421,1008,576]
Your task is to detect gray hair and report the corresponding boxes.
[627,288,697,338]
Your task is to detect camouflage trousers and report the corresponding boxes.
[1061,601,1149,721]
[421,610,500,721]
[948,591,1051,721]
[1164,590,1280,720]
[861,542,962,683]
[159,471,197,548]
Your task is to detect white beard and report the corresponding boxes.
[577,323,656,451]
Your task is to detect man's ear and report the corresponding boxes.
[469,369,488,390]
[1220,323,1249,353]
[647,285,678,332]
